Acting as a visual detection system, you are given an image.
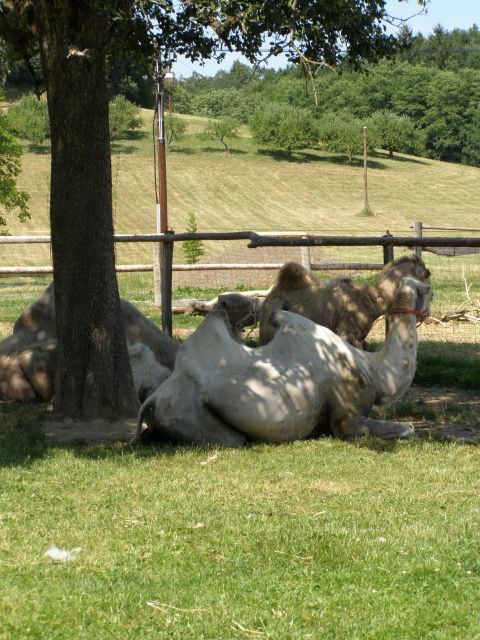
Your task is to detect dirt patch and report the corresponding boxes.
[403,386,480,444]
[40,387,479,445]
[42,417,137,443]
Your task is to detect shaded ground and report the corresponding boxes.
[403,386,480,444]
[42,416,138,443]
[40,387,479,445]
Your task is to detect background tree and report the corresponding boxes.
[0,110,29,230]
[0,0,415,423]
[165,113,186,148]
[318,114,369,163]
[367,110,420,156]
[250,104,318,155]
[203,117,239,153]
[6,94,50,145]
[422,69,480,162]
[0,6,44,98]
[108,95,142,140]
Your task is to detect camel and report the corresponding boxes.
[135,275,433,446]
[258,255,430,348]
[127,341,172,403]
[0,282,179,369]
[0,339,57,402]
[0,283,178,402]
[0,285,261,403]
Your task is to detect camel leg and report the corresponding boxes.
[352,416,414,440]
[329,395,414,440]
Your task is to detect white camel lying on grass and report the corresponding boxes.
[136,276,433,445]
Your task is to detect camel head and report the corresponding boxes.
[388,276,434,320]
[379,255,430,299]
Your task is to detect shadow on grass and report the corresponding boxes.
[256,148,389,168]
[256,148,429,167]
[26,143,50,155]
[2,396,470,470]
[0,401,218,468]
[172,146,248,156]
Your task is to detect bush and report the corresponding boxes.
[203,118,239,153]
[367,110,421,156]
[109,95,142,140]
[318,113,368,163]
[165,114,187,147]
[6,94,50,145]
[182,211,204,264]
[249,104,318,153]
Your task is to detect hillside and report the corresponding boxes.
[4,110,480,269]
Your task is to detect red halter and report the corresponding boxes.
[386,307,429,325]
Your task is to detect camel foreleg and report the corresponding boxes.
[351,416,414,440]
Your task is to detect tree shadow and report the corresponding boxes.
[172,146,247,156]
[26,143,51,155]
[110,143,140,155]
[256,148,428,168]
[256,148,391,169]
[257,149,322,163]
[373,151,429,166]
[0,402,194,468]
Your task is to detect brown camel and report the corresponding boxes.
[258,254,430,348]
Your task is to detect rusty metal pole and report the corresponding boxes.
[157,91,168,236]
[152,52,173,335]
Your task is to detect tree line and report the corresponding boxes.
[171,25,480,166]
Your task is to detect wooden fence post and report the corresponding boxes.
[413,220,423,259]
[161,231,174,337]
[300,237,312,271]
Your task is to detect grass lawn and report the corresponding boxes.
[1,109,479,639]
[0,403,479,640]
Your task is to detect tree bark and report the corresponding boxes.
[33,1,138,419]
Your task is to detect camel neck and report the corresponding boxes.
[373,311,419,403]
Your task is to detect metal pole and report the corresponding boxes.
[156,61,168,235]
[153,52,170,308]
[161,230,174,336]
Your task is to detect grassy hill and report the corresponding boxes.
[4,109,480,269]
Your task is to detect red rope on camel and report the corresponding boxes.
[386,307,429,324]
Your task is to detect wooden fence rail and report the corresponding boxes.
[2,231,480,335]
[410,220,480,258]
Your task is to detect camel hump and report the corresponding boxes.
[277,262,317,290]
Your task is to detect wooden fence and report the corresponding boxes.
[2,230,480,335]
[411,220,480,258]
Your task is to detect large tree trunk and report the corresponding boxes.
[33,1,138,420]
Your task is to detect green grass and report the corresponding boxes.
[2,103,479,640]
[4,109,480,253]
[414,347,480,390]
[0,402,479,639]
